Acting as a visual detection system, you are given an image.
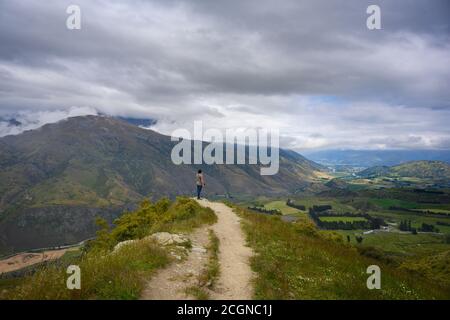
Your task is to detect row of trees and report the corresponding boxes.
[247,206,282,216]
[437,221,450,227]
[315,219,371,230]
[399,220,413,232]
[419,223,440,233]
[399,220,440,234]
[286,199,306,211]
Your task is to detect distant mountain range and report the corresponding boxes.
[357,160,450,180]
[303,149,450,168]
[0,115,323,254]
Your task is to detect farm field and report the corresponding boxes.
[264,200,304,215]
[283,197,357,214]
[254,189,450,260]
[335,229,448,257]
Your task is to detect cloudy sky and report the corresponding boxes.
[0,0,449,150]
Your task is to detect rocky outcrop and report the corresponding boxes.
[113,232,190,252]
[149,232,189,246]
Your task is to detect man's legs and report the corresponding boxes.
[197,185,202,199]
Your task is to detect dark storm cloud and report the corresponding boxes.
[0,0,449,149]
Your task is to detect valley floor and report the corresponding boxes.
[0,249,68,274]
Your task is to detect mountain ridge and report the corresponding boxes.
[358,160,450,180]
[0,115,324,254]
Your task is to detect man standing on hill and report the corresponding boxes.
[196,170,206,200]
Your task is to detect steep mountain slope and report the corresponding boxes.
[391,161,450,179]
[0,115,323,253]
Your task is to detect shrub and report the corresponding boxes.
[319,231,344,244]
[293,220,319,237]
[357,246,395,265]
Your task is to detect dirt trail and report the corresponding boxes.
[141,199,253,300]
[141,225,210,300]
[198,199,254,300]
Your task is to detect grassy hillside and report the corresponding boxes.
[0,197,216,300]
[358,161,450,180]
[233,205,450,299]
[392,161,450,179]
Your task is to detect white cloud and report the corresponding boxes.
[0,106,98,137]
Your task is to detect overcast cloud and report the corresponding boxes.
[0,0,449,150]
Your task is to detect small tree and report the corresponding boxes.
[91,217,114,251]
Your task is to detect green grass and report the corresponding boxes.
[234,205,450,299]
[368,198,418,210]
[291,197,357,214]
[184,286,210,300]
[264,200,304,215]
[336,230,447,257]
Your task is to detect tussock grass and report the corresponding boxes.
[233,205,450,300]
[156,203,217,234]
[184,286,210,300]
